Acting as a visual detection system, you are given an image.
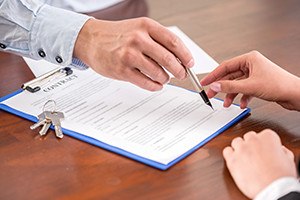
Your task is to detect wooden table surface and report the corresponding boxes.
[1,1,300,199]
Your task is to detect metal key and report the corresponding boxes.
[44,110,64,138]
[39,120,51,136]
[30,112,52,136]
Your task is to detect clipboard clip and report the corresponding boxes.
[22,67,73,93]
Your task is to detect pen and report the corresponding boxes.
[186,68,213,110]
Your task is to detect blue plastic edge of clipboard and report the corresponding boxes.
[0,89,251,171]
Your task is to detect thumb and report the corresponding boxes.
[210,79,249,94]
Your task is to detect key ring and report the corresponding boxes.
[43,100,57,113]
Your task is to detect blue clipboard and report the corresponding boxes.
[0,89,251,170]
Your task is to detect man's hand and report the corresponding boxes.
[74,17,194,91]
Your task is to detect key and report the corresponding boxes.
[39,120,51,136]
[44,110,64,138]
[30,112,52,136]
[30,112,47,130]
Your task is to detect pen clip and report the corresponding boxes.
[22,67,73,93]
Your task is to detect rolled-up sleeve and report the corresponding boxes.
[0,0,91,66]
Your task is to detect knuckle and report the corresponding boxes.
[231,137,241,146]
[223,147,230,155]
[151,67,168,83]
[162,53,175,67]
[126,32,144,47]
[249,50,261,59]
[142,79,159,91]
[152,68,163,79]
[141,75,163,91]
[244,131,255,136]
[260,129,277,138]
[223,147,234,162]
[232,137,240,143]
[168,35,180,48]
[244,131,257,139]
[142,17,152,24]
[120,49,135,65]
[173,67,185,79]
[137,17,152,28]
[259,129,281,143]
[260,128,273,134]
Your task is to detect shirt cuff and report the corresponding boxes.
[254,177,300,200]
[30,4,92,66]
[70,58,89,70]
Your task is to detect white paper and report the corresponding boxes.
[23,57,59,77]
[168,26,219,76]
[23,26,218,77]
[2,68,246,165]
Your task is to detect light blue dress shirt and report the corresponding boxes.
[41,0,123,13]
[0,0,91,66]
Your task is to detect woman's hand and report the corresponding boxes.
[223,129,297,199]
[201,51,300,110]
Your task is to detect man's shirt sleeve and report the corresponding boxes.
[0,0,91,66]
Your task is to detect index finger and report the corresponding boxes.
[148,21,194,68]
[200,53,249,86]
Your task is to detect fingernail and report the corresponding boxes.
[210,82,221,92]
[186,59,195,68]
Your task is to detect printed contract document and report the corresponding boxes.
[0,69,250,170]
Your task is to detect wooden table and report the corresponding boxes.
[1,1,300,199]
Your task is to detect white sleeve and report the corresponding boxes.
[0,0,92,66]
[254,177,300,200]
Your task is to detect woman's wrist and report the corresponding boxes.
[285,75,300,111]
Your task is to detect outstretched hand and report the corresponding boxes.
[201,51,300,110]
